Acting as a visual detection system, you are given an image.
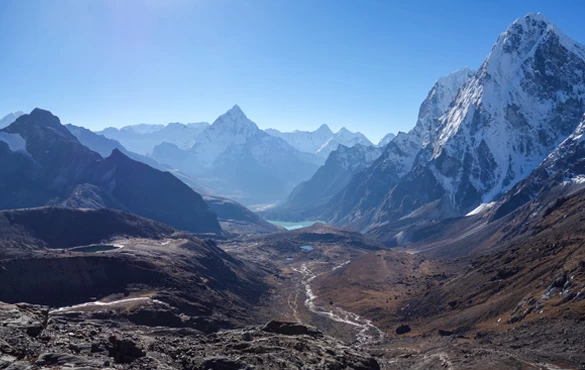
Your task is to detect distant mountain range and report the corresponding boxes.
[12,14,581,249]
[92,107,391,206]
[97,122,209,155]
[144,105,323,205]
[65,123,164,170]
[266,124,374,159]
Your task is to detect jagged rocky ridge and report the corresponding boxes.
[313,67,476,230]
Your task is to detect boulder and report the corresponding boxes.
[395,325,411,335]
[262,320,323,337]
[107,336,145,364]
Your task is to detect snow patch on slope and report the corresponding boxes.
[466,202,496,216]
[0,132,28,154]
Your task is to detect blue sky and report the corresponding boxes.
[1,0,584,142]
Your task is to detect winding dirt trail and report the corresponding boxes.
[292,261,384,346]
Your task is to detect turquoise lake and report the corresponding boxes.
[266,220,324,231]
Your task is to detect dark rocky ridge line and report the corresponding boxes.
[0,108,222,235]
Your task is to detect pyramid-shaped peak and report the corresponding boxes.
[497,12,570,55]
[506,13,557,37]
[505,12,554,35]
[212,104,258,132]
[481,13,585,79]
[219,104,249,121]
[316,123,333,134]
[227,104,246,117]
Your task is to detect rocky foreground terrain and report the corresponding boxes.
[3,209,585,369]
[0,208,383,369]
[0,301,380,370]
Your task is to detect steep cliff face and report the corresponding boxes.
[422,13,585,212]
[493,113,585,219]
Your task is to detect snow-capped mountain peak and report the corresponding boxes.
[223,104,248,121]
[378,133,396,147]
[428,12,585,207]
[485,13,585,82]
[314,13,585,235]
[211,104,259,134]
[0,111,25,129]
[265,123,371,159]
[148,105,320,204]
[315,123,333,135]
[187,105,304,170]
[315,128,373,159]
